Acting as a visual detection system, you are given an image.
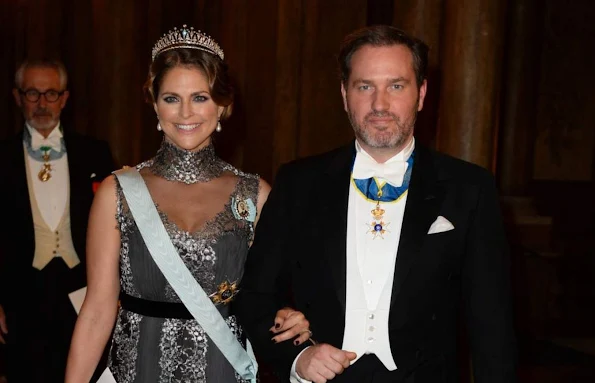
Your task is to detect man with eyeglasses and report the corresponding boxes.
[0,59,115,382]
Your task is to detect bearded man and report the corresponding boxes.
[236,25,517,383]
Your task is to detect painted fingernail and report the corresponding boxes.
[294,340,300,346]
[272,338,278,343]
[274,323,280,329]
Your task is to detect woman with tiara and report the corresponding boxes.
[65,26,310,382]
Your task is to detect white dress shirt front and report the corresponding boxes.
[290,138,415,382]
[24,123,69,232]
[341,138,414,370]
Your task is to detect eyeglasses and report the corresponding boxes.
[19,88,65,103]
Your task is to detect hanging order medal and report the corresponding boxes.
[351,151,414,240]
[38,145,53,182]
[369,185,389,239]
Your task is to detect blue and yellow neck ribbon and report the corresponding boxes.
[351,151,414,204]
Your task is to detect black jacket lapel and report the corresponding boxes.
[322,143,355,312]
[12,132,32,212]
[391,145,445,305]
[11,132,36,258]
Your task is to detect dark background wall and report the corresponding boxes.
[0,0,460,181]
[1,0,594,381]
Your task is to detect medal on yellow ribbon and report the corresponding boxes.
[366,189,390,239]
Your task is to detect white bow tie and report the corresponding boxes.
[31,134,62,152]
[352,153,408,187]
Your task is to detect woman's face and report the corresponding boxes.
[154,65,223,152]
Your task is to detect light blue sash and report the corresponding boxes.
[115,168,258,382]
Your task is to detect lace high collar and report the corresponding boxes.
[149,139,226,184]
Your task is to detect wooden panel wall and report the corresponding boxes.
[3,0,591,182]
[2,1,595,381]
[393,0,444,147]
[0,0,376,183]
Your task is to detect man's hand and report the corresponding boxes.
[0,304,7,344]
[296,343,356,383]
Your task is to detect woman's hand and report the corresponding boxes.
[270,307,312,346]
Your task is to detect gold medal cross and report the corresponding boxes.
[367,199,390,239]
[38,151,53,182]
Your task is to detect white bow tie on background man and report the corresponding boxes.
[31,133,62,152]
[352,152,408,187]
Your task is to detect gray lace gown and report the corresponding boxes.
[107,147,259,383]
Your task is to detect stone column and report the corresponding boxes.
[393,0,444,148]
[435,0,508,170]
[497,0,542,195]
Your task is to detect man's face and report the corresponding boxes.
[13,67,69,135]
[341,44,427,155]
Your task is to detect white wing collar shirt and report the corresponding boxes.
[290,138,415,382]
[24,122,69,232]
[342,137,414,370]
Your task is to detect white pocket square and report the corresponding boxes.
[427,216,454,234]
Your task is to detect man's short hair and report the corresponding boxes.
[14,59,68,90]
[338,25,429,88]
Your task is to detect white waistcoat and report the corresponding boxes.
[25,156,80,270]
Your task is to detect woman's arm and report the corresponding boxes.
[65,175,122,382]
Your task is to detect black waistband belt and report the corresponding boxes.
[119,293,193,319]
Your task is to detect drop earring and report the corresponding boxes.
[156,114,162,131]
[216,120,222,132]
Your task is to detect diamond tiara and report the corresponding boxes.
[151,25,224,61]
